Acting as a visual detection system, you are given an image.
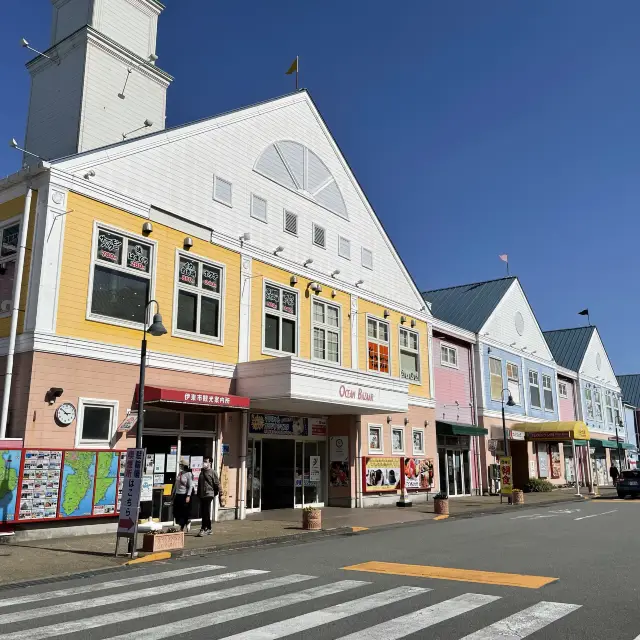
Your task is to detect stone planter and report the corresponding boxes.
[512,490,524,505]
[142,531,184,552]
[434,498,449,515]
[302,508,322,530]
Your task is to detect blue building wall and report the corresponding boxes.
[481,343,559,420]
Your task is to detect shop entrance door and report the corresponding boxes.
[440,448,470,496]
[246,439,262,512]
[295,440,324,508]
[261,439,295,510]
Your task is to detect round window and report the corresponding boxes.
[596,353,602,371]
[515,311,525,336]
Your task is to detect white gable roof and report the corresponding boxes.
[480,280,554,361]
[52,91,428,313]
[581,329,619,389]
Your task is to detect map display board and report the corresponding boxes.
[59,451,97,517]
[93,451,119,515]
[0,449,22,523]
[18,450,62,520]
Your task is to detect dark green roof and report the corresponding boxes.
[617,375,640,408]
[543,326,594,372]
[421,277,515,333]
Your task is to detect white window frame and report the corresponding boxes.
[262,279,299,357]
[605,391,613,423]
[86,222,157,330]
[283,209,298,236]
[440,343,458,369]
[366,314,391,376]
[529,370,541,409]
[613,395,622,427]
[399,327,421,383]
[75,398,119,448]
[368,424,383,454]
[311,298,342,365]
[594,388,603,420]
[558,381,568,398]
[391,426,405,454]
[506,361,520,405]
[361,247,373,270]
[412,428,425,455]
[312,222,326,249]
[542,374,554,411]
[338,236,351,260]
[172,249,226,346]
[489,356,503,402]
[250,193,268,223]
[0,215,21,319]
[213,175,233,207]
[585,387,594,419]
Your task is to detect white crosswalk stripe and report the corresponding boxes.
[0,568,267,625]
[0,564,223,609]
[339,593,501,640]
[0,563,585,640]
[219,586,428,640]
[460,601,582,638]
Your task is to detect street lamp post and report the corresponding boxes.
[501,388,516,504]
[130,300,166,557]
[616,419,624,473]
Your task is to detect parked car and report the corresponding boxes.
[617,470,640,498]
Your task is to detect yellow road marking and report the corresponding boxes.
[351,526,369,532]
[343,561,557,589]
[434,515,449,521]
[125,551,171,565]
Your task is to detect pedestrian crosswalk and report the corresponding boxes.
[0,562,582,639]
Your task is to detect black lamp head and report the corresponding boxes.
[506,394,516,407]
[147,313,167,337]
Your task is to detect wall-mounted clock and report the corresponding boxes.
[55,402,76,426]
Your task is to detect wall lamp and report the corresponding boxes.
[274,246,284,256]
[331,269,340,278]
[304,258,314,268]
[355,279,364,287]
[239,232,251,247]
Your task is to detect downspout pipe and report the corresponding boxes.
[0,188,33,439]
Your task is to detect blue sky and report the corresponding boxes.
[1,1,639,373]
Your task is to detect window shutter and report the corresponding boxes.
[284,210,298,235]
[214,176,232,205]
[251,194,267,222]
[338,236,351,259]
[361,247,373,270]
[313,224,326,248]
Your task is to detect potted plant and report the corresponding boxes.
[142,526,185,552]
[512,489,524,505]
[302,506,322,530]
[434,491,449,515]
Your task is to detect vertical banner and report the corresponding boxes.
[117,448,145,535]
[500,456,513,495]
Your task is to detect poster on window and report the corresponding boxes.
[18,450,63,520]
[250,414,306,436]
[550,446,561,479]
[363,457,401,492]
[306,417,327,437]
[538,450,549,478]
[404,458,434,490]
[330,462,349,487]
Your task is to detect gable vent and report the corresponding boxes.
[313,223,326,249]
[251,194,267,222]
[284,210,298,236]
[338,236,351,260]
[361,247,373,270]
[213,176,232,206]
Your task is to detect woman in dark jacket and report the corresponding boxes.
[172,463,194,531]
[197,456,219,536]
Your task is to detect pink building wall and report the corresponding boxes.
[558,377,577,422]
[433,335,475,425]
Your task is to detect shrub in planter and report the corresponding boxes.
[434,491,449,515]
[524,478,554,493]
[302,506,322,530]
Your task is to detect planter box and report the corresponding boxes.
[434,498,449,515]
[512,491,524,505]
[142,531,184,552]
[302,509,322,530]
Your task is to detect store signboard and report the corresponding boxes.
[500,456,513,495]
[117,414,137,433]
[330,437,349,462]
[142,386,250,409]
[363,457,401,492]
[117,448,144,534]
[249,414,329,437]
[509,430,525,441]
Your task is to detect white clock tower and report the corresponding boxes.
[24,0,172,163]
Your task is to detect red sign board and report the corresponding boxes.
[142,386,250,409]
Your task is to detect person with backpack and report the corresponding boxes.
[197,456,220,537]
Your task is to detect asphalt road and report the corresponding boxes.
[1,498,638,639]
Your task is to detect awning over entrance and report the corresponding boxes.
[590,438,634,450]
[510,421,590,441]
[436,421,487,437]
[141,385,250,411]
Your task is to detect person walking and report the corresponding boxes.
[172,462,194,531]
[197,456,219,537]
[610,463,620,486]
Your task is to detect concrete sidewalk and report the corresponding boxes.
[0,487,613,587]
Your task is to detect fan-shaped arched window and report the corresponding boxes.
[255,141,348,219]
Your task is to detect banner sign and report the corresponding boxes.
[500,456,513,495]
[117,448,145,535]
[404,458,434,490]
[363,457,401,492]
[249,414,329,437]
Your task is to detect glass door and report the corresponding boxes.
[246,439,262,512]
[446,450,456,495]
[294,441,325,508]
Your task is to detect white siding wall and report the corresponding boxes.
[51,0,93,44]
[581,331,619,388]
[24,43,87,162]
[482,281,554,361]
[93,0,158,58]
[57,95,424,310]
[78,41,166,152]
